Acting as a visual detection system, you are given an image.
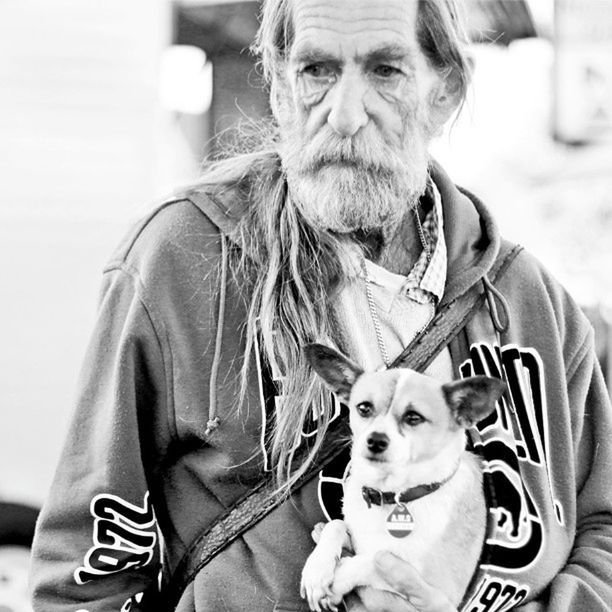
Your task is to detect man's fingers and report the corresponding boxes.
[374,552,428,594]
[355,587,418,612]
[373,552,456,612]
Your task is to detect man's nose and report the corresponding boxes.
[366,432,389,454]
[327,71,368,137]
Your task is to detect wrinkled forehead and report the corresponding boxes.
[289,0,420,60]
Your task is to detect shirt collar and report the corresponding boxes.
[413,177,447,302]
[362,177,447,307]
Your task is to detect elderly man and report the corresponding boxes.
[30,0,612,611]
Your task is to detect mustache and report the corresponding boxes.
[284,125,406,174]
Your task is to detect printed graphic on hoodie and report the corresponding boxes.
[255,335,342,472]
[74,492,157,585]
[460,342,565,612]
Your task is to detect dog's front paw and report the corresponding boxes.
[300,551,343,612]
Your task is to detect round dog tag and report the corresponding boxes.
[386,503,414,538]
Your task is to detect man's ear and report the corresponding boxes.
[429,65,469,129]
[442,376,506,428]
[304,344,363,404]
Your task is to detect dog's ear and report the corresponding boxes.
[442,376,506,428]
[304,343,363,404]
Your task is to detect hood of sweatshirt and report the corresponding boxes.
[428,160,501,305]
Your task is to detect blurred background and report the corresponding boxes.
[0,0,611,609]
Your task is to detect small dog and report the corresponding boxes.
[300,343,506,611]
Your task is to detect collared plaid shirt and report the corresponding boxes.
[403,177,447,304]
[360,177,447,307]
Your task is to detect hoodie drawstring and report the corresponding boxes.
[482,274,511,335]
[205,234,228,437]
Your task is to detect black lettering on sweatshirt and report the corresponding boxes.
[461,343,564,576]
[74,492,157,585]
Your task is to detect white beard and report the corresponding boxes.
[277,109,432,233]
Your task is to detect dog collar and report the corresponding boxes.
[361,464,459,509]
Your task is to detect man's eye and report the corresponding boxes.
[374,65,400,78]
[403,411,425,426]
[355,402,374,418]
[302,64,333,79]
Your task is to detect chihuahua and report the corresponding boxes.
[300,343,506,611]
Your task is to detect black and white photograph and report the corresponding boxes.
[1,1,611,611]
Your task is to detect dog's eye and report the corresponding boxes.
[403,411,425,426]
[355,402,374,418]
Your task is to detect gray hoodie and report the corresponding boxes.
[30,160,612,611]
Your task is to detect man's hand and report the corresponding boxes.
[346,552,458,612]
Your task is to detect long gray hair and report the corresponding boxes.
[203,138,354,492]
[203,0,472,491]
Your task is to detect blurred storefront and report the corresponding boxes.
[554,0,612,143]
[172,1,267,154]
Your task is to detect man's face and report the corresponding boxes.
[276,0,448,234]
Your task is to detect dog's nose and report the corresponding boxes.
[366,432,389,454]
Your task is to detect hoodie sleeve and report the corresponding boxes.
[516,334,612,611]
[29,265,170,612]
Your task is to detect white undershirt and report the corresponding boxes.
[333,261,454,382]
[332,181,454,382]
